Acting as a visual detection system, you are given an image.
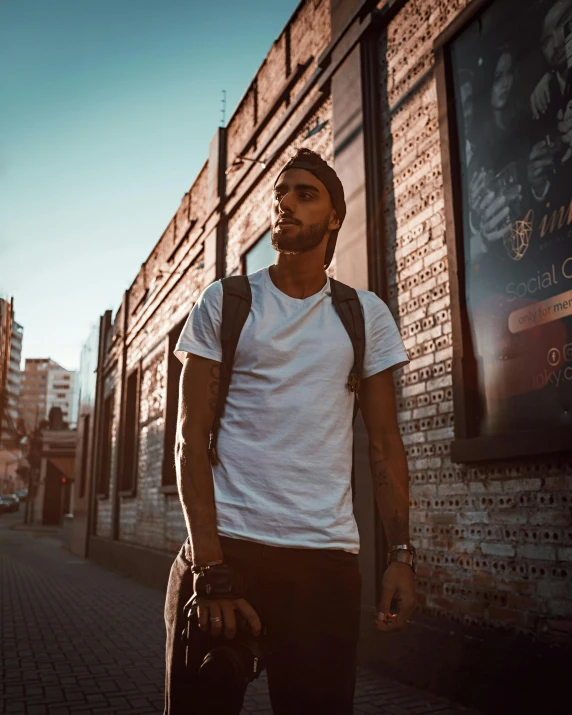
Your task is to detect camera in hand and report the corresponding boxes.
[183,594,266,714]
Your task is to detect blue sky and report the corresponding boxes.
[0,0,298,371]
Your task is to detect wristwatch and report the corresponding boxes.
[387,543,417,574]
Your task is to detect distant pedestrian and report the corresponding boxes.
[164,148,416,714]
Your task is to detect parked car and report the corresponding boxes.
[0,494,20,513]
[0,496,8,514]
[15,488,28,502]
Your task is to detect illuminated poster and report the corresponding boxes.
[450,0,572,436]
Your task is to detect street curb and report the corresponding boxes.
[9,522,62,536]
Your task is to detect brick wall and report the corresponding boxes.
[225,0,330,177]
[381,0,572,642]
[94,155,210,548]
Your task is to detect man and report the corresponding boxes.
[164,148,416,714]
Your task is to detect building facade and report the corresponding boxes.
[6,320,24,432]
[81,0,572,709]
[46,366,78,428]
[0,298,21,447]
[27,427,77,527]
[0,299,25,493]
[22,358,76,433]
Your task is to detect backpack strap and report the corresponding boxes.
[208,275,252,466]
[329,278,366,504]
[329,279,366,402]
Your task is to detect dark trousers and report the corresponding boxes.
[164,535,362,714]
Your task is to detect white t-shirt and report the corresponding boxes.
[175,266,408,553]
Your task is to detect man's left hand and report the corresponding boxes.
[374,562,416,632]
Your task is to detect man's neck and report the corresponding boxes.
[269,257,327,300]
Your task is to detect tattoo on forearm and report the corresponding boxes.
[373,460,390,488]
[390,509,406,544]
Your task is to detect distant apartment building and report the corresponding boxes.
[22,359,77,432]
[7,320,24,429]
[0,297,23,447]
[47,366,78,427]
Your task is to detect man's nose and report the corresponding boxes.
[278,192,296,214]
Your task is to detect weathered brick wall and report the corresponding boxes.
[96,158,210,549]
[119,341,166,549]
[381,0,572,642]
[226,0,331,200]
[96,364,119,538]
[288,0,330,100]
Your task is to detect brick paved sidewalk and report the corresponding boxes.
[0,515,480,715]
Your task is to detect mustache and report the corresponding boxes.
[276,216,300,224]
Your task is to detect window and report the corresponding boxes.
[56,393,66,398]
[98,393,114,497]
[162,318,186,486]
[79,414,90,499]
[63,375,70,380]
[243,231,274,274]
[120,368,140,494]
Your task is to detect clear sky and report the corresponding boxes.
[0,0,298,371]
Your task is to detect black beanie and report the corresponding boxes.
[274,148,346,268]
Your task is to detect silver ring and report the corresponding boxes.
[209,616,222,623]
[405,619,411,624]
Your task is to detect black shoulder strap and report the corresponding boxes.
[329,278,365,403]
[208,275,252,465]
[329,278,366,504]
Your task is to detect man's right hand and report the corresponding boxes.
[196,597,262,640]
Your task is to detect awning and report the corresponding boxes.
[48,457,76,481]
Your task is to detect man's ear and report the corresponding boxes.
[329,211,341,231]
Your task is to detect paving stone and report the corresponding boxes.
[0,516,479,714]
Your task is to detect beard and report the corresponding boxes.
[271,216,330,256]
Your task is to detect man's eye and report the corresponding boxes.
[300,193,313,199]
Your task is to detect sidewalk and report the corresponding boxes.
[0,513,480,715]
